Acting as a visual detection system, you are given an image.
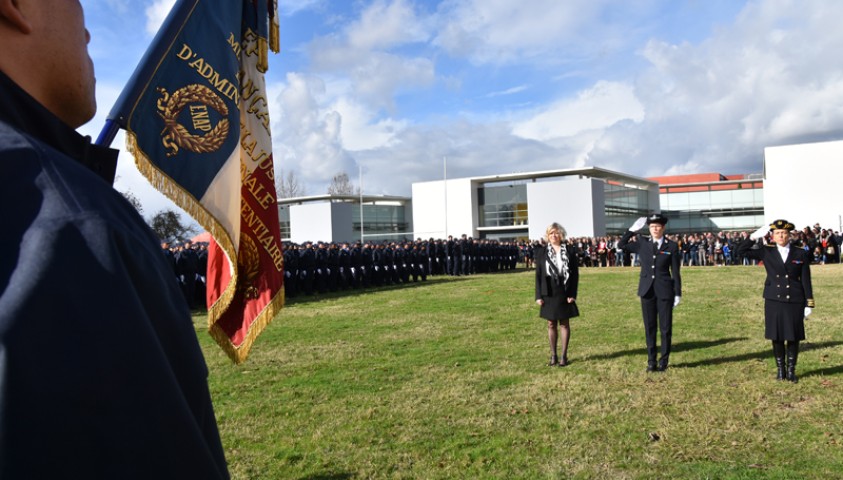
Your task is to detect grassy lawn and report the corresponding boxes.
[193,264,843,479]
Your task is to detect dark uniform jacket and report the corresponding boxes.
[737,239,815,307]
[619,231,682,299]
[0,71,228,478]
[534,244,579,300]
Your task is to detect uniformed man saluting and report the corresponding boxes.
[619,214,682,372]
[737,219,814,383]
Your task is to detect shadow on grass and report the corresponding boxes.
[802,364,843,378]
[284,274,472,305]
[587,337,749,362]
[298,474,353,480]
[800,340,843,378]
[673,340,843,370]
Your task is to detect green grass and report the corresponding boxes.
[193,264,843,479]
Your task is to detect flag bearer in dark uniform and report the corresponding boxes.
[738,220,815,383]
[0,2,228,477]
[619,214,682,372]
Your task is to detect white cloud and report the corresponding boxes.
[486,85,530,98]
[433,0,636,65]
[306,0,434,111]
[279,0,325,17]
[352,120,578,196]
[270,73,356,191]
[145,0,176,36]
[584,0,843,177]
[513,81,644,141]
[347,0,429,50]
[331,98,407,150]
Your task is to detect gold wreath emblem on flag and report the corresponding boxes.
[156,84,229,157]
[237,233,261,299]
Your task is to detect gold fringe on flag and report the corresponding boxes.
[257,37,269,73]
[269,0,280,53]
[270,11,280,53]
[208,286,285,364]
[126,131,239,351]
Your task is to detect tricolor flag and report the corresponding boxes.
[102,0,284,363]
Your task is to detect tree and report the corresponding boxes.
[149,209,197,243]
[276,169,307,199]
[120,189,144,215]
[327,171,360,196]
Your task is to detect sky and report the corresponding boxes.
[80,0,843,222]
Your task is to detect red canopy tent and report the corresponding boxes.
[191,231,211,243]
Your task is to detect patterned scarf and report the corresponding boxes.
[546,244,569,287]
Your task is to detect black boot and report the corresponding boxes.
[786,341,799,383]
[775,356,785,381]
[773,341,785,381]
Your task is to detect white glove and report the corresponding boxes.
[629,217,647,232]
[804,307,812,317]
[674,296,681,307]
[749,224,768,241]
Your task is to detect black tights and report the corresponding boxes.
[548,319,570,359]
[772,340,799,359]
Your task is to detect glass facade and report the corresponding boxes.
[480,230,529,242]
[604,183,651,235]
[478,184,529,227]
[478,180,651,236]
[353,204,409,240]
[278,205,291,240]
[660,188,764,233]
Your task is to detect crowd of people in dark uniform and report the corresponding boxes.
[161,240,209,309]
[281,234,520,297]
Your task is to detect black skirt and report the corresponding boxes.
[539,277,580,321]
[764,300,805,341]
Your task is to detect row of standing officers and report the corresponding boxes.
[283,236,520,296]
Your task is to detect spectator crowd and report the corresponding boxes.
[539,223,841,269]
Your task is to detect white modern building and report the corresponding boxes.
[763,139,843,231]
[411,167,660,241]
[278,194,412,244]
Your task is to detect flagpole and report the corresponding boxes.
[443,156,448,238]
[359,164,365,243]
[96,119,120,148]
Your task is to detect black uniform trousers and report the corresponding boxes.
[640,286,673,364]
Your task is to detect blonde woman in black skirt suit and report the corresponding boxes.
[738,219,815,383]
[535,223,580,366]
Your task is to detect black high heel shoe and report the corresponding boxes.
[548,355,558,366]
[558,355,568,367]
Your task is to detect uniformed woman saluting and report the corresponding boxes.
[738,219,815,383]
